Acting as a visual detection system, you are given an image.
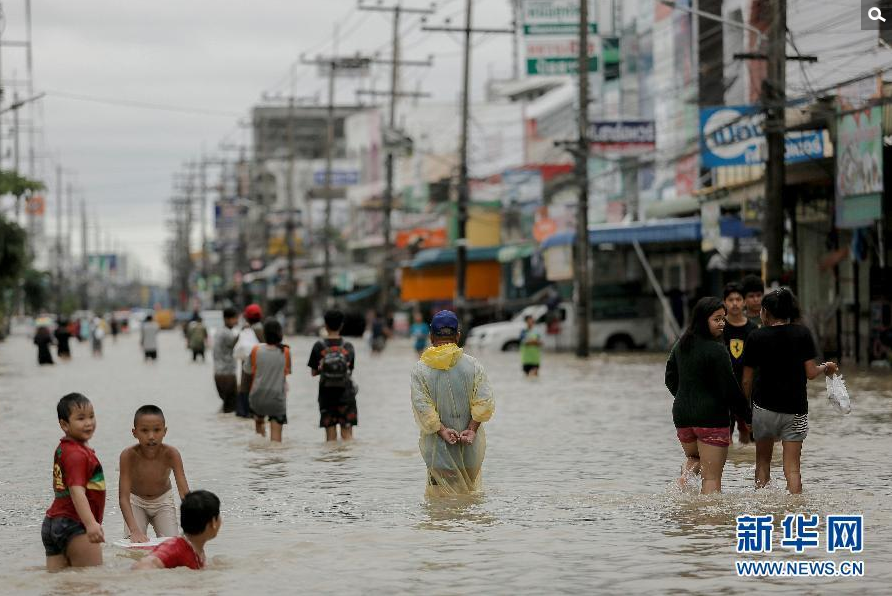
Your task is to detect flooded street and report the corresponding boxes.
[1,329,890,595]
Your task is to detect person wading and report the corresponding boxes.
[742,288,837,494]
[665,297,752,494]
[410,311,495,496]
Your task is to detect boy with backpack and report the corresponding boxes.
[307,310,357,441]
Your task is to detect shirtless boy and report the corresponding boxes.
[119,405,190,543]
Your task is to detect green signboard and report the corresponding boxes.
[527,57,598,75]
[836,105,883,228]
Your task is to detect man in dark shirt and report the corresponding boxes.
[308,310,357,441]
[723,282,758,443]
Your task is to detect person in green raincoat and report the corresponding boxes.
[410,310,495,496]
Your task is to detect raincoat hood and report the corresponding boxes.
[420,343,463,370]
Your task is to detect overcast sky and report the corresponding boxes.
[0,0,885,285]
[0,0,515,284]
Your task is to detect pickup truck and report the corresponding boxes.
[464,302,653,352]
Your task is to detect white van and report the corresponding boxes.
[464,302,653,352]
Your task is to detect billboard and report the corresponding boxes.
[699,106,828,168]
[522,0,598,75]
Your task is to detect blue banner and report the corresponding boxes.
[700,106,827,168]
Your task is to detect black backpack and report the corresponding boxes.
[319,344,350,388]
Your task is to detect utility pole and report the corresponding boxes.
[80,198,88,310]
[763,0,786,285]
[25,0,35,177]
[574,0,591,358]
[66,182,73,277]
[423,1,514,329]
[358,0,435,315]
[285,92,297,331]
[13,90,20,220]
[323,63,335,305]
[200,157,208,302]
[301,52,373,305]
[510,0,521,79]
[55,163,63,314]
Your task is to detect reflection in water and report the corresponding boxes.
[418,493,497,531]
[0,334,890,594]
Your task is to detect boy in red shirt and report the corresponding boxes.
[132,490,221,570]
[42,393,106,571]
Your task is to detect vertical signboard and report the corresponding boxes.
[836,78,883,228]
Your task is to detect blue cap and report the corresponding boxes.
[430,310,460,336]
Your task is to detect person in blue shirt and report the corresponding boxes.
[409,311,429,356]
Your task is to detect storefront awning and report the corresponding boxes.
[409,245,502,269]
[496,243,536,263]
[540,216,756,249]
[342,284,379,303]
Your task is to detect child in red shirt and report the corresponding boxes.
[132,490,221,570]
[42,393,106,571]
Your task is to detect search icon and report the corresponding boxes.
[869,6,886,21]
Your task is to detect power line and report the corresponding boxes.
[44,90,243,118]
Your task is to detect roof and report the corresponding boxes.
[408,245,502,269]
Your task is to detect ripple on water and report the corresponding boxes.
[1,334,891,594]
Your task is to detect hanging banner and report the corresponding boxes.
[836,77,883,228]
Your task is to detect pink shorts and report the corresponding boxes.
[676,426,731,447]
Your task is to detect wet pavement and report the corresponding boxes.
[0,329,890,594]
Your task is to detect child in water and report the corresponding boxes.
[42,393,106,570]
[519,315,542,377]
[132,490,221,570]
[119,405,190,543]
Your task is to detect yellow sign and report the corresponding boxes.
[729,338,744,359]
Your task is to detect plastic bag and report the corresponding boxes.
[826,374,851,415]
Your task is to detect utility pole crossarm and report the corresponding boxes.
[356,90,432,99]
[371,57,435,67]
[421,25,515,34]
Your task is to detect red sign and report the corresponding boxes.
[533,218,558,243]
[395,228,447,249]
[26,195,45,216]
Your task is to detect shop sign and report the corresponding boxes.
[699,106,827,168]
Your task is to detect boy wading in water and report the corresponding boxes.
[410,310,495,496]
[245,318,291,442]
[308,310,357,441]
[722,282,758,444]
[43,393,106,570]
[132,490,221,570]
[119,405,190,543]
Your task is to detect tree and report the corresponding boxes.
[0,215,28,287]
[0,170,45,197]
[22,269,50,314]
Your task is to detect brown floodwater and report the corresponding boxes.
[0,330,890,595]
